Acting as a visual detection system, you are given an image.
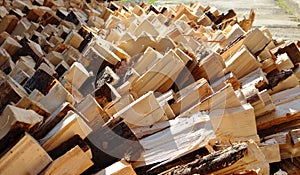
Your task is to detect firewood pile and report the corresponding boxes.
[1,0,300,174]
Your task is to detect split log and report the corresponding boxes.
[131,50,185,97]
[210,104,259,143]
[84,116,143,174]
[33,102,73,139]
[41,145,93,175]
[63,62,89,90]
[76,94,110,126]
[0,15,19,34]
[0,132,52,175]
[259,139,281,163]
[40,111,92,151]
[24,68,56,95]
[1,35,23,58]
[38,80,74,113]
[113,91,166,127]
[0,77,28,112]
[94,83,121,110]
[171,78,213,116]
[225,45,261,79]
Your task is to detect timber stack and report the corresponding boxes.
[0,0,300,174]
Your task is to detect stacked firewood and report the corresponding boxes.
[0,0,300,174]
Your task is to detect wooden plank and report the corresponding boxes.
[0,132,52,175]
[41,145,93,175]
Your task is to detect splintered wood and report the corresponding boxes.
[0,0,300,174]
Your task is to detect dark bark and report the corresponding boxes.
[163,143,248,175]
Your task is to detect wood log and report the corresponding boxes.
[0,132,52,175]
